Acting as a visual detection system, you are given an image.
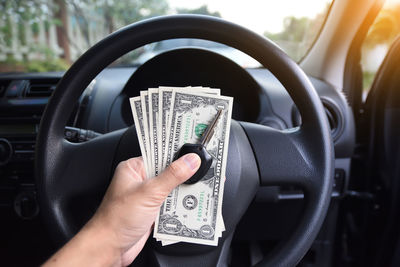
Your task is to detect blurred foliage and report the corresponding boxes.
[362,3,400,92]
[364,4,400,48]
[90,0,169,24]
[264,4,329,61]
[266,17,311,42]
[0,45,69,72]
[24,58,69,72]
[0,0,170,72]
[67,0,169,43]
[362,71,376,92]
[0,0,333,72]
[0,57,68,72]
[0,0,53,22]
[177,5,221,17]
[0,0,56,45]
[0,0,169,33]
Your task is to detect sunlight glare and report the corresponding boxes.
[168,0,332,34]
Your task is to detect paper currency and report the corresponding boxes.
[149,88,161,176]
[159,87,220,169]
[129,97,151,178]
[156,91,232,245]
[140,91,153,177]
[130,86,232,246]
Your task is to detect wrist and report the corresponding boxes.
[43,216,123,267]
[82,217,123,266]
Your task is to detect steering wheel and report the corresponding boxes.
[36,15,333,266]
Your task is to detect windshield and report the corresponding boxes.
[0,0,332,72]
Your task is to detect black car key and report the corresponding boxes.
[174,109,223,184]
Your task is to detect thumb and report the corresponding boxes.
[148,153,201,198]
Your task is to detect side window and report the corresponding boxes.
[361,1,400,98]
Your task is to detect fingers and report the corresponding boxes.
[147,153,201,197]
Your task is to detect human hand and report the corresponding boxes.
[92,153,201,265]
[43,153,201,267]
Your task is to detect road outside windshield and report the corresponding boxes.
[0,0,332,72]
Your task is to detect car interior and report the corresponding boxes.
[0,0,399,266]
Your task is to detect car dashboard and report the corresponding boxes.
[0,64,355,265]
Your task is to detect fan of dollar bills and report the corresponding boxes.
[129,86,233,246]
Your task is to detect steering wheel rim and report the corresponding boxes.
[36,15,334,266]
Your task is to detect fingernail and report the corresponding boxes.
[183,153,201,170]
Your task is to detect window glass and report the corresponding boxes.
[361,0,400,97]
[0,0,332,72]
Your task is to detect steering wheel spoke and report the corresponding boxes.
[37,129,125,241]
[240,122,328,195]
[60,130,124,195]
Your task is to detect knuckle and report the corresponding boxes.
[114,157,143,178]
[115,160,129,172]
[125,157,142,169]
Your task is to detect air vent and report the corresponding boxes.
[25,78,59,97]
[321,99,343,141]
[0,79,11,97]
[291,99,343,141]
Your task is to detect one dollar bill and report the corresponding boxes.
[153,91,233,245]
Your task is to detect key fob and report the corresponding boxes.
[174,143,213,184]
